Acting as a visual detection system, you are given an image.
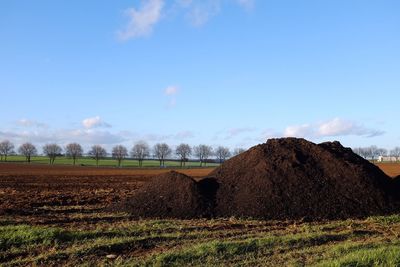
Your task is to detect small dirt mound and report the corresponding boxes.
[124,171,216,219]
[211,138,397,220]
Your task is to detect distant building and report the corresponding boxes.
[377,156,398,162]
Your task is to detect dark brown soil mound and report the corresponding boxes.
[211,138,397,219]
[124,171,217,219]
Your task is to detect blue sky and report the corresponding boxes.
[1,0,399,151]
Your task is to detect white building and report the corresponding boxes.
[377,156,398,162]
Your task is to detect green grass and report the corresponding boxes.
[2,215,400,266]
[2,155,219,168]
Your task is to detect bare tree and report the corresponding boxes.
[18,143,37,163]
[112,145,128,167]
[194,145,213,167]
[391,147,400,162]
[358,147,370,159]
[378,148,388,157]
[369,145,379,162]
[215,146,231,164]
[233,148,246,156]
[176,143,192,167]
[0,140,15,162]
[43,144,62,165]
[65,143,83,165]
[153,143,172,167]
[131,141,150,167]
[88,145,107,167]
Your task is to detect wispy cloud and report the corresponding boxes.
[164,85,179,107]
[164,85,179,95]
[82,116,111,129]
[117,0,164,41]
[185,1,221,26]
[174,130,195,139]
[118,0,255,40]
[0,129,126,147]
[284,124,314,138]
[16,119,48,128]
[130,130,195,143]
[284,118,385,139]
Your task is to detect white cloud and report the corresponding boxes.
[284,124,313,138]
[0,129,125,148]
[187,5,217,26]
[184,0,221,26]
[164,85,179,95]
[60,129,125,145]
[16,119,48,128]
[117,0,254,40]
[82,116,111,129]
[179,0,253,26]
[318,118,356,136]
[141,130,194,142]
[164,85,179,107]
[284,118,384,139]
[0,127,198,151]
[260,128,280,141]
[117,0,164,41]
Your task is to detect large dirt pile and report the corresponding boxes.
[211,138,397,219]
[124,171,217,219]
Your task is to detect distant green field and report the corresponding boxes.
[3,155,220,168]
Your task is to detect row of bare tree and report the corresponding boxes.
[353,146,400,161]
[0,140,246,167]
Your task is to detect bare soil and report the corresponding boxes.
[1,146,399,222]
[123,171,215,218]
[0,163,213,221]
[376,162,400,177]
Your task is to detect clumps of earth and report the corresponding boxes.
[124,171,218,219]
[122,138,400,220]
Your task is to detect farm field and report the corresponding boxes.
[4,155,220,168]
[0,162,214,177]
[1,163,400,266]
[376,162,400,177]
